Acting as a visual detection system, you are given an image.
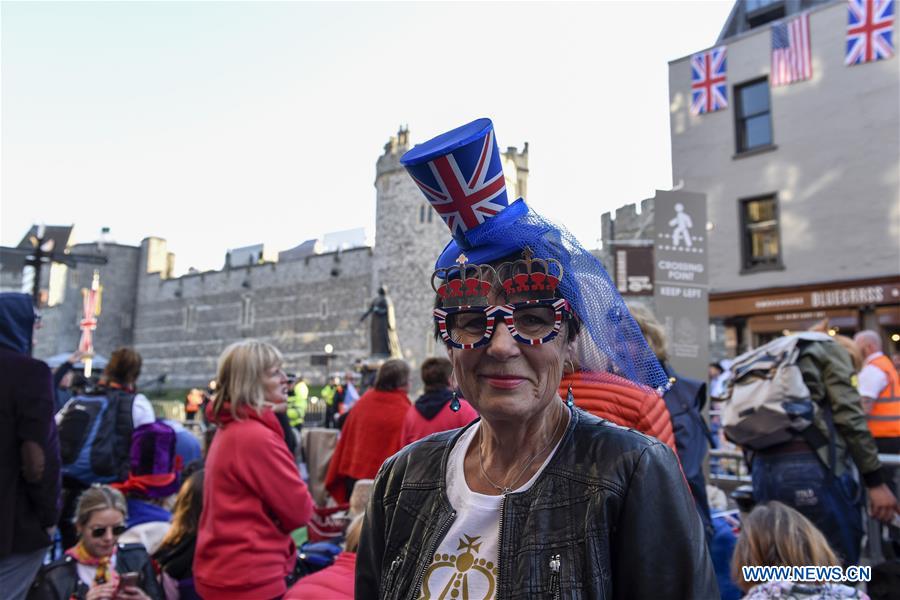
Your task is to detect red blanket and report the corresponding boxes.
[325,388,410,503]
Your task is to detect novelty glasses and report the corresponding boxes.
[434,298,572,349]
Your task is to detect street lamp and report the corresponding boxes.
[324,343,334,354]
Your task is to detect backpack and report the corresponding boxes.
[723,332,833,452]
[58,389,136,485]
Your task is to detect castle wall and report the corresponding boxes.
[133,245,373,388]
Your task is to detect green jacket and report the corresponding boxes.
[798,340,885,486]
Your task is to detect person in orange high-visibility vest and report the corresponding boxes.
[185,388,204,422]
[855,330,900,455]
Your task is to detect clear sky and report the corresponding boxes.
[1,0,733,275]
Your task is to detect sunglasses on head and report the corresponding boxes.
[90,524,126,538]
[434,298,572,349]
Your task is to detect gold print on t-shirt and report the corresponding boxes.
[418,534,498,599]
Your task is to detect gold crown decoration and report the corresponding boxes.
[495,247,563,299]
[431,253,497,307]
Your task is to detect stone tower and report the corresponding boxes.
[373,126,529,378]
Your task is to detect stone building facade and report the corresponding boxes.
[16,126,529,390]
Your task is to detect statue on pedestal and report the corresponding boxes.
[360,286,402,358]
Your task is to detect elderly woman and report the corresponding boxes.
[193,340,314,600]
[29,484,161,600]
[356,119,716,599]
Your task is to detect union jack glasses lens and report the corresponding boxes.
[444,303,560,345]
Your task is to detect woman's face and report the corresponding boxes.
[263,364,289,405]
[78,508,126,558]
[447,291,575,424]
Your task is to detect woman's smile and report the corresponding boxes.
[480,374,528,389]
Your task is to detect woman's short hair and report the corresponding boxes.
[731,501,840,591]
[212,339,283,422]
[374,359,410,391]
[421,357,452,391]
[626,304,668,363]
[74,484,127,526]
[104,347,143,386]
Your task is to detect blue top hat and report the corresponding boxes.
[401,119,515,263]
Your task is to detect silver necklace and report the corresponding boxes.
[478,406,567,495]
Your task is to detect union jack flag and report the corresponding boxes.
[846,0,894,65]
[691,46,728,115]
[404,128,509,237]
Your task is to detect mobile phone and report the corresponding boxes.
[117,572,139,590]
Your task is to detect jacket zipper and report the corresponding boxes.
[496,494,507,598]
[409,509,456,600]
[381,551,405,599]
[549,554,561,600]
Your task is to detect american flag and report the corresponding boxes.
[405,128,508,237]
[846,0,895,65]
[771,13,812,86]
[691,46,728,115]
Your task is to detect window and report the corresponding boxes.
[740,195,783,272]
[745,0,785,28]
[419,205,426,223]
[735,79,772,153]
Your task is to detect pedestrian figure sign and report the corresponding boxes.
[653,190,709,382]
[669,203,694,248]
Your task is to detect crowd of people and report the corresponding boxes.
[2,118,899,599]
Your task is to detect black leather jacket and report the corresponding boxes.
[357,408,717,599]
[28,543,163,600]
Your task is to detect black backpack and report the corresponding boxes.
[58,389,136,485]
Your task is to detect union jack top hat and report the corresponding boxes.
[400,119,515,263]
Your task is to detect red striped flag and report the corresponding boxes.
[771,12,812,86]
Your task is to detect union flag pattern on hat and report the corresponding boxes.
[400,118,510,248]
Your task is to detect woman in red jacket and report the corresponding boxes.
[324,359,412,504]
[194,340,314,600]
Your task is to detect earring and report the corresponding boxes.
[566,384,574,409]
[450,390,461,412]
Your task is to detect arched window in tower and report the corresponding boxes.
[419,204,426,224]
[427,208,433,223]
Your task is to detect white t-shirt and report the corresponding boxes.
[858,353,889,401]
[417,421,564,600]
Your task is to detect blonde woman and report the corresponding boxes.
[193,340,314,600]
[29,484,160,600]
[732,501,869,599]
